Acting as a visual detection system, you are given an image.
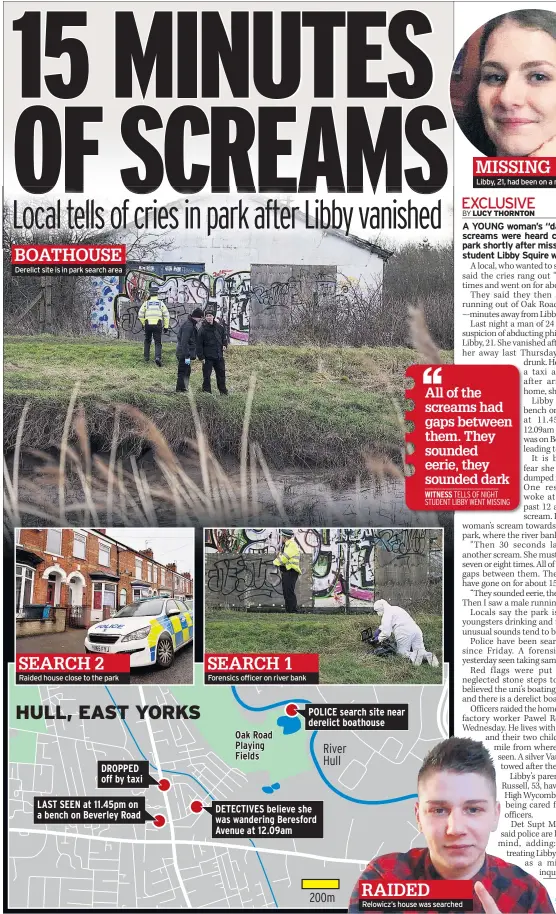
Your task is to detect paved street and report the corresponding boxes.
[16,628,194,684]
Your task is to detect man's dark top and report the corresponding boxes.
[176,316,198,360]
[349,849,554,913]
[196,320,228,361]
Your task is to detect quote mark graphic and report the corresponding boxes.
[423,367,442,384]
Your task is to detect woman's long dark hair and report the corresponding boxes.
[459,9,556,155]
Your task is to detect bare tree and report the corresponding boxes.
[3,201,176,335]
[382,240,453,349]
[256,275,408,347]
[248,240,453,349]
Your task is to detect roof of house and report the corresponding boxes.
[292,206,393,261]
[166,194,394,262]
[91,530,186,576]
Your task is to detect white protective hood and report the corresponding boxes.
[373,599,391,616]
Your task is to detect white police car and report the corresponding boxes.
[85,597,193,668]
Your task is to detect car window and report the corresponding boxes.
[114,599,165,617]
[165,600,179,615]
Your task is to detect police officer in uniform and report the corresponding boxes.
[273,529,301,612]
[138,282,170,366]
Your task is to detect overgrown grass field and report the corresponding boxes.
[205,609,443,684]
[4,335,451,474]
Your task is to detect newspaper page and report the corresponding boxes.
[452,2,556,912]
[3,3,553,914]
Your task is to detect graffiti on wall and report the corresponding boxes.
[91,276,120,332]
[91,263,347,342]
[114,266,251,344]
[248,265,339,342]
[308,529,375,607]
[205,528,443,609]
[249,279,303,313]
[372,528,429,557]
[206,555,283,603]
[211,270,251,343]
[373,528,442,578]
[205,528,376,608]
[90,264,203,336]
[205,528,285,554]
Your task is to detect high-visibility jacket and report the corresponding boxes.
[138,296,170,329]
[273,539,301,574]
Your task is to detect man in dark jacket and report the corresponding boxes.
[175,307,203,392]
[196,306,229,394]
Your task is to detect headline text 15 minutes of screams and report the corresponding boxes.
[12,10,448,195]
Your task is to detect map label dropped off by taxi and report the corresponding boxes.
[97,761,160,788]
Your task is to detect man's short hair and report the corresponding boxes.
[418,738,497,795]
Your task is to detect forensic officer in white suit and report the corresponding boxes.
[374,598,439,666]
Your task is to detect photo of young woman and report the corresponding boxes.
[453,9,556,157]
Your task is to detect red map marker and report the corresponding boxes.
[153,815,166,828]
[191,800,203,814]
[285,703,298,717]
[158,779,171,792]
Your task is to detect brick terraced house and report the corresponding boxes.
[16,528,192,623]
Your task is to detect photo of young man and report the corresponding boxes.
[349,738,554,914]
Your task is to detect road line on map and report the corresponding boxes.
[105,687,276,907]
[138,685,192,909]
[8,828,368,865]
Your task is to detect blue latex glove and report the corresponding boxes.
[185,358,191,365]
